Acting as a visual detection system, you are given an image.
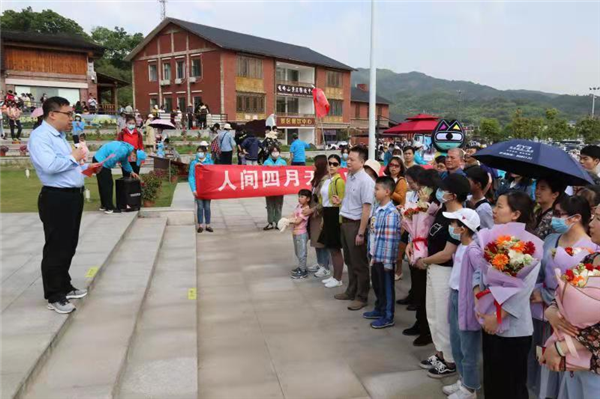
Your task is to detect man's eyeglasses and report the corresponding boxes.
[328,162,340,167]
[52,111,74,118]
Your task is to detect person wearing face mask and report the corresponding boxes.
[527,195,598,398]
[188,143,214,233]
[413,174,471,378]
[340,147,349,168]
[117,116,144,177]
[263,145,287,230]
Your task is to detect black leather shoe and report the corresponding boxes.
[413,334,433,347]
[402,324,420,336]
[406,304,418,311]
[396,296,413,305]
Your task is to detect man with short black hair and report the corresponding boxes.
[335,145,375,311]
[579,145,600,178]
[441,148,467,179]
[28,97,98,314]
[290,133,310,166]
[403,146,416,168]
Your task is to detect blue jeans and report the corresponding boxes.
[293,233,308,270]
[449,289,482,390]
[196,199,211,224]
[316,247,330,269]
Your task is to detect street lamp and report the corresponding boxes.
[591,87,599,118]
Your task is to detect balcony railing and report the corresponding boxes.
[277,112,316,118]
[351,118,390,129]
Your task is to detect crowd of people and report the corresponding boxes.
[226,141,600,399]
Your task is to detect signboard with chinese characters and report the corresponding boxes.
[195,165,347,200]
[276,84,313,97]
[276,116,316,127]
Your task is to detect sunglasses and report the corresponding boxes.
[328,162,340,167]
[389,163,401,168]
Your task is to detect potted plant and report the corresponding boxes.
[0,145,9,157]
[169,164,179,183]
[19,145,28,157]
[141,172,162,207]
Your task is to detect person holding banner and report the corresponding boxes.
[263,145,287,230]
[189,143,215,233]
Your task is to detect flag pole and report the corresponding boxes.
[368,0,377,160]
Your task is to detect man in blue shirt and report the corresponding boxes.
[217,123,236,165]
[289,133,310,166]
[28,97,96,314]
[93,141,141,214]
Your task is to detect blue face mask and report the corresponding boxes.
[551,217,571,234]
[448,226,461,241]
[196,152,206,160]
[436,188,448,204]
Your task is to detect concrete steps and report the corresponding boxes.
[19,217,167,399]
[116,225,198,399]
[0,211,138,399]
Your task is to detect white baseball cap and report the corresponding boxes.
[223,123,232,130]
[442,208,480,233]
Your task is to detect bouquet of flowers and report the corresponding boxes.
[476,223,544,333]
[401,196,439,264]
[531,244,595,320]
[544,263,600,370]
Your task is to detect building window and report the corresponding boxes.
[330,100,343,116]
[276,96,299,114]
[377,105,383,117]
[237,55,263,78]
[191,59,202,78]
[148,64,158,82]
[236,93,265,113]
[164,97,173,112]
[354,104,360,118]
[150,97,158,110]
[176,61,185,80]
[326,70,342,88]
[177,97,186,112]
[162,63,171,81]
[193,96,203,109]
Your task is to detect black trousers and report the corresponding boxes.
[38,187,84,303]
[220,151,233,165]
[94,157,115,210]
[411,265,430,335]
[122,161,140,178]
[371,262,395,320]
[482,332,532,399]
[9,119,22,139]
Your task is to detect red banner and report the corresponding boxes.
[195,165,348,199]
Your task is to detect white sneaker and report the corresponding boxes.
[443,380,462,396]
[448,385,476,399]
[325,278,342,288]
[315,267,331,278]
[322,276,334,284]
[307,264,319,273]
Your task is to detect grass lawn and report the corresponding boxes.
[0,169,177,213]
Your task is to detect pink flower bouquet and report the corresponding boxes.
[545,265,600,370]
[401,200,439,264]
[475,223,544,333]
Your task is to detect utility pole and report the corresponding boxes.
[368,0,377,160]
[591,87,599,118]
[159,0,167,21]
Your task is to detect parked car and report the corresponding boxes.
[325,141,348,150]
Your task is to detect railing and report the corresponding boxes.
[350,117,390,129]
[276,79,315,88]
[277,112,316,118]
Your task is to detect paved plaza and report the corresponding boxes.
[1,185,451,398]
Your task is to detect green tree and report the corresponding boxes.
[504,109,543,140]
[0,7,88,37]
[543,108,574,141]
[91,27,144,70]
[478,118,503,142]
[576,117,600,143]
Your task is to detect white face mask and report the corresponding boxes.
[272,152,280,158]
[197,152,205,160]
[127,124,136,131]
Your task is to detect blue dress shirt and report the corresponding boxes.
[28,121,86,188]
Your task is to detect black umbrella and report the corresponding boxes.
[472,139,593,186]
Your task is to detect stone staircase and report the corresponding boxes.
[0,207,198,399]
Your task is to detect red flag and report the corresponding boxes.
[312,88,330,118]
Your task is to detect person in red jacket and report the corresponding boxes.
[117,116,144,176]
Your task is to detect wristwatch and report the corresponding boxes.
[357,233,364,238]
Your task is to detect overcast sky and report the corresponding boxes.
[4,0,599,95]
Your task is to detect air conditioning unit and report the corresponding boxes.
[189,77,197,83]
[160,80,170,86]
[175,78,182,84]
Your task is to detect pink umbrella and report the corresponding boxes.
[149,119,175,129]
[31,107,43,118]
